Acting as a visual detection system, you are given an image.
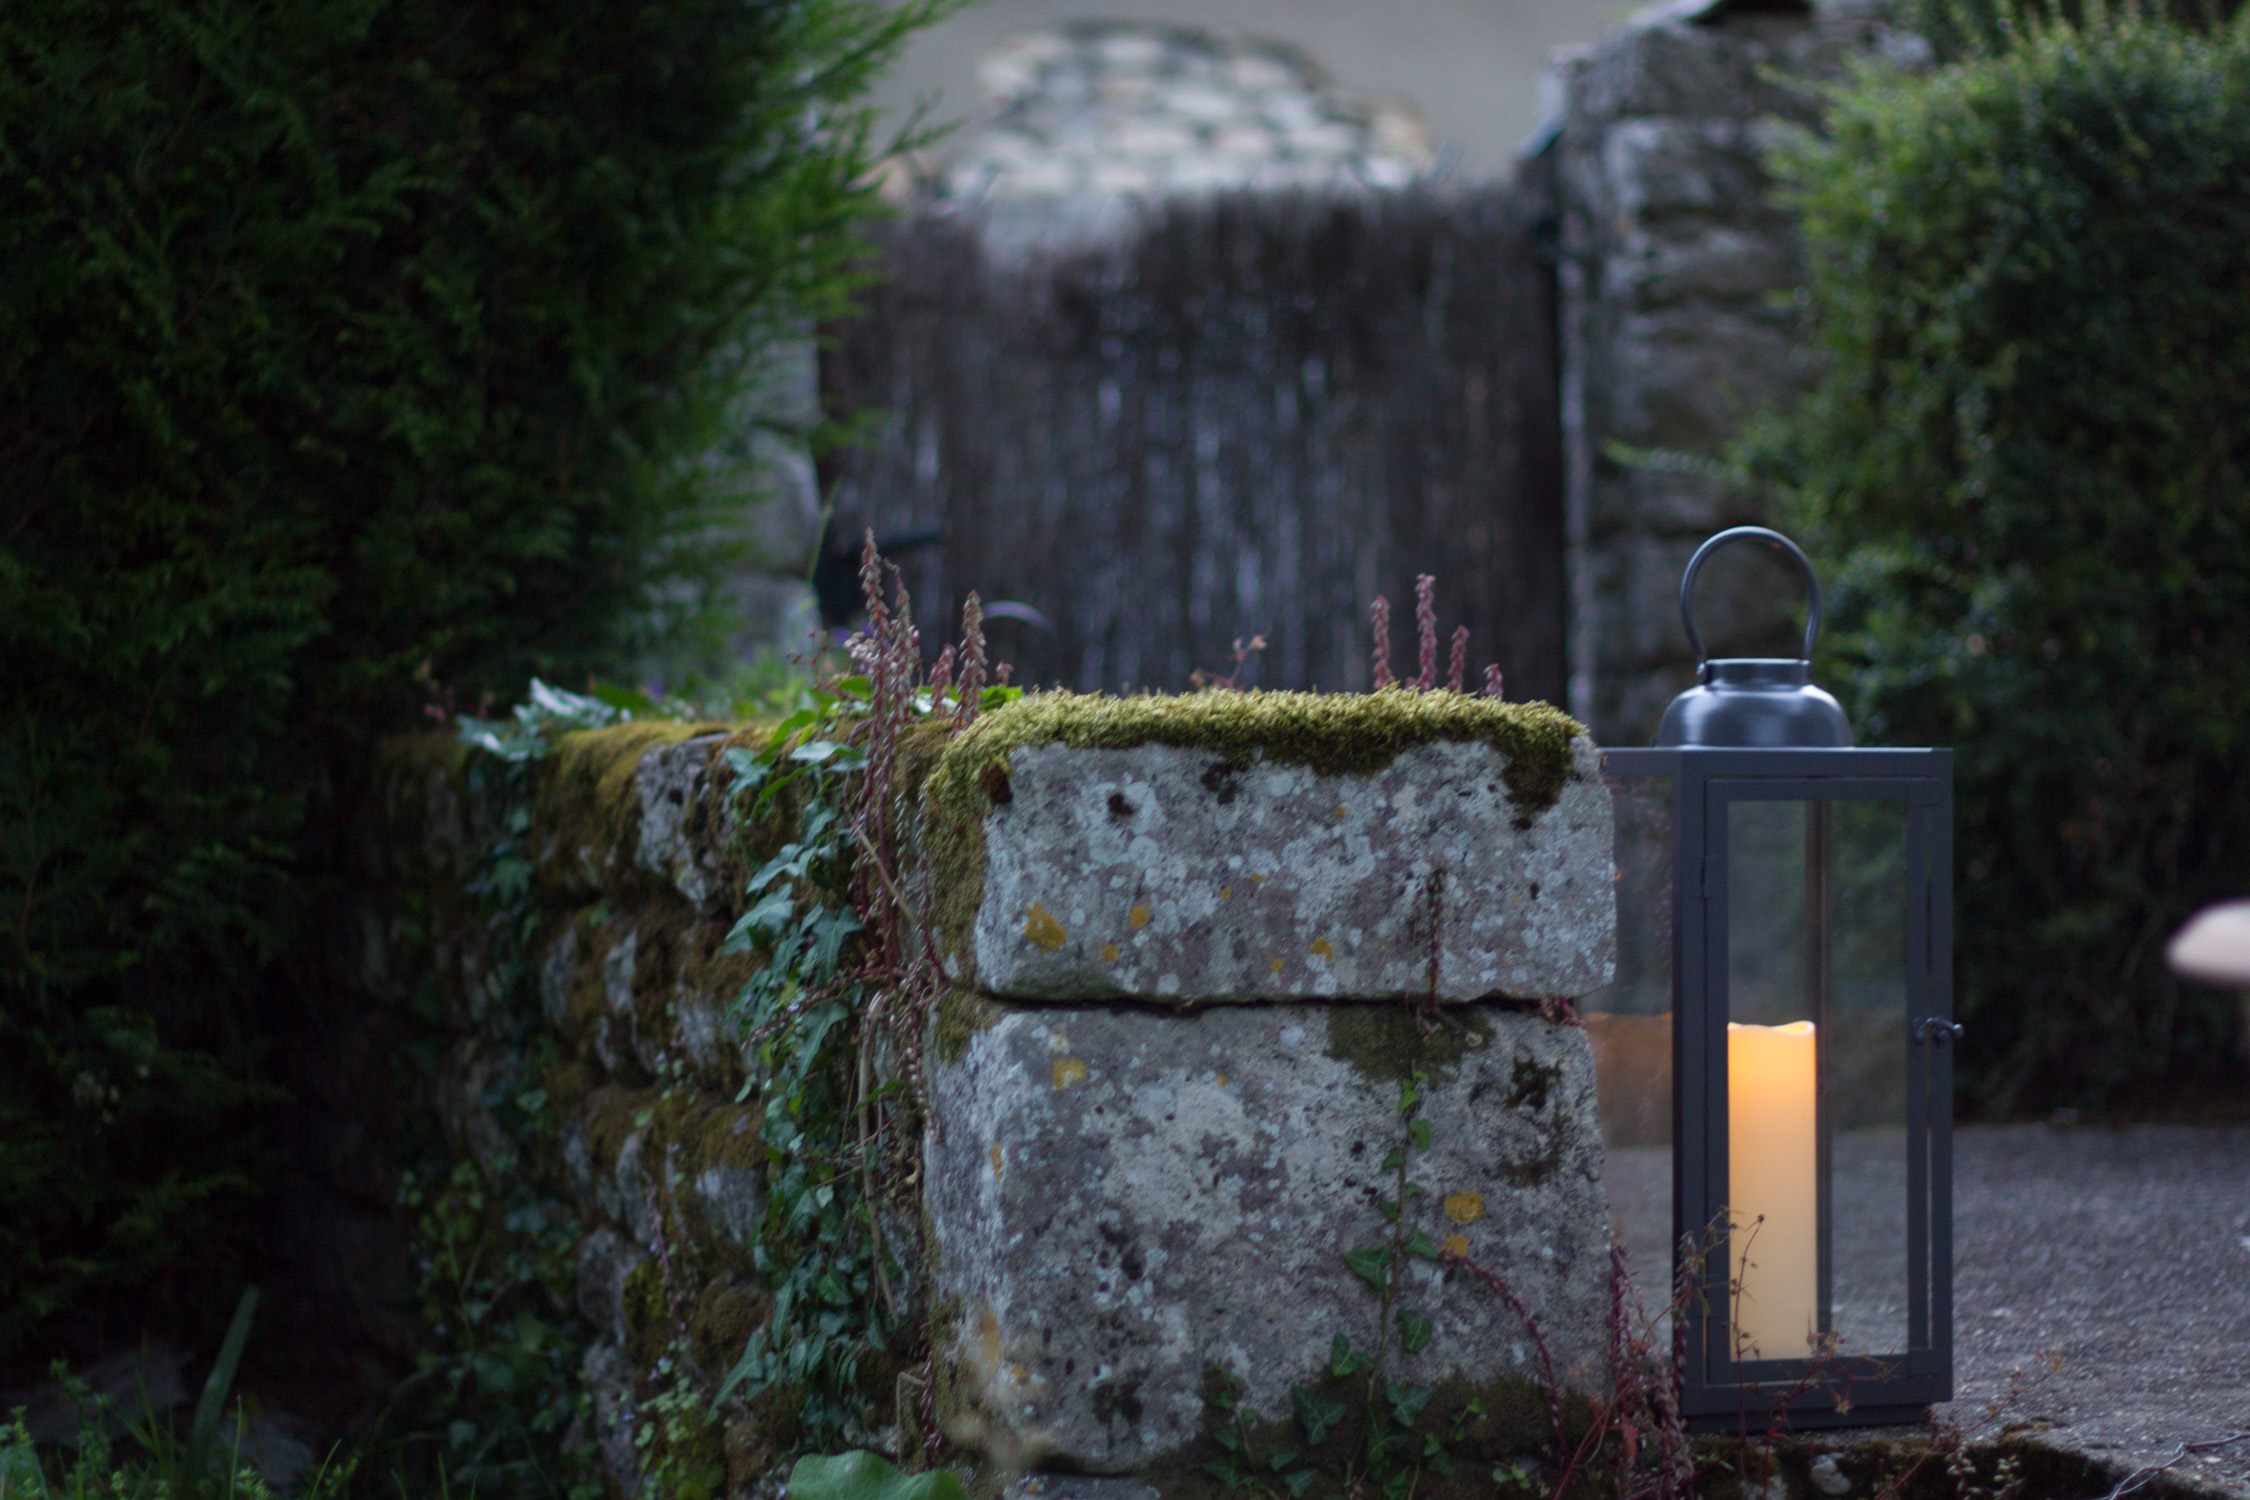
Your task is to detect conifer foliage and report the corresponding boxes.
[0,0,938,1355]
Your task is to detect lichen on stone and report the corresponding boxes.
[920,689,1587,976]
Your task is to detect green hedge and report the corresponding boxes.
[0,0,933,1356]
[1763,12,2250,1113]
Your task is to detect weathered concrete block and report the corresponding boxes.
[925,1001,1611,1473]
[965,737,1615,1003]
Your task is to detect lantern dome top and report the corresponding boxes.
[1654,527,1852,748]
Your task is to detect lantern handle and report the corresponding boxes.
[1678,526,1822,664]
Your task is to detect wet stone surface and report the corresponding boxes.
[969,736,1616,1004]
[924,1001,1610,1473]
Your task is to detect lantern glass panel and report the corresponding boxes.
[1717,791,1914,1370]
[1829,798,1911,1360]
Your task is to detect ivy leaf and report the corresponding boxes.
[723,892,799,954]
[1266,1449,1296,1471]
[806,908,865,977]
[785,1451,968,1500]
[722,746,770,790]
[1409,1118,1432,1150]
[1375,1197,1401,1223]
[1403,1229,1440,1260]
[1328,1336,1372,1376]
[1294,1384,1348,1443]
[1379,1149,1404,1172]
[1344,1247,1391,1288]
[1386,1382,1434,1429]
[1285,1471,1318,1498]
[1398,1076,1420,1114]
[1398,1308,1434,1354]
[765,709,819,751]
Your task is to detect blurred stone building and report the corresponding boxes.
[724,0,1919,744]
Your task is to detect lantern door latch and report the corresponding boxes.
[1913,1017,1964,1044]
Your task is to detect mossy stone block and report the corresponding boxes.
[957,735,1614,1003]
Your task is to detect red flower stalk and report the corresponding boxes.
[929,644,955,705]
[1370,595,1393,689]
[1483,663,1505,699]
[1448,626,1469,692]
[958,592,987,724]
[1415,574,1438,690]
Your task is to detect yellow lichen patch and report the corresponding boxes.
[1269,957,1284,973]
[1333,804,1348,819]
[1052,1057,1088,1089]
[1129,903,1151,929]
[1102,942,1120,962]
[1249,872,1269,883]
[1444,1191,1486,1225]
[1215,1073,1227,1086]
[979,1307,1003,1372]
[1022,902,1068,951]
[1443,1233,1470,1257]
[989,1143,1004,1179]
[1309,937,1336,962]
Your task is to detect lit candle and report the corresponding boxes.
[1727,1020,1818,1359]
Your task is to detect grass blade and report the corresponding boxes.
[186,1287,260,1492]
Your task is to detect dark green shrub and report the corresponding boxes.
[1761,12,2250,1113]
[0,0,936,1357]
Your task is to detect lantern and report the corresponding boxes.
[1594,526,1955,1430]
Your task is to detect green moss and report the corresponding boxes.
[922,690,1585,975]
[538,719,731,891]
[894,719,956,804]
[932,988,1006,1066]
[1323,1004,1496,1087]
[622,1258,671,1366]
[584,1083,664,1171]
[689,1278,769,1374]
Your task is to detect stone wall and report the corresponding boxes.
[1539,0,1924,743]
[348,692,1624,1494]
[937,21,1434,262]
[348,721,793,1492]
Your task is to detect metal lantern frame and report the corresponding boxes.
[1601,745,1956,1429]
[1599,526,1958,1431]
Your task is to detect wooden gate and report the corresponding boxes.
[819,187,1564,701]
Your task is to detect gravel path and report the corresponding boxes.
[1605,1124,2250,1495]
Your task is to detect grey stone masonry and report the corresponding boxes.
[966,737,1615,1003]
[942,22,1436,257]
[1540,0,1928,742]
[925,1001,1611,1474]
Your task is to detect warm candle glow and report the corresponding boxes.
[1727,1019,1818,1359]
